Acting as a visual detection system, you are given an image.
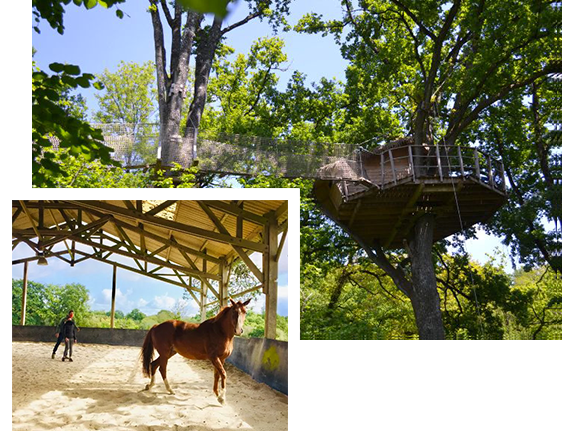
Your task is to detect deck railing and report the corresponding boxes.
[378,145,506,193]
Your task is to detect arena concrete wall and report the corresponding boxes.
[12,325,288,394]
[226,337,288,395]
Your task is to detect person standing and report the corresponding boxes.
[61,314,78,362]
[52,310,77,359]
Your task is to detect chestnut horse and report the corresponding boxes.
[141,298,250,404]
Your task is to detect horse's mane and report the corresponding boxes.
[206,305,232,324]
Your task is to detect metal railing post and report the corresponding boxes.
[436,144,443,181]
[457,145,465,178]
[388,149,397,184]
[474,148,481,181]
[408,145,416,181]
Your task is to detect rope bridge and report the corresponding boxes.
[92,123,361,180]
[91,123,506,192]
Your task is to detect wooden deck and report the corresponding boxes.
[314,145,507,249]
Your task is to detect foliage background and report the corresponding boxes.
[12,278,288,341]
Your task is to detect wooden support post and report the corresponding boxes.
[380,152,385,186]
[408,145,415,181]
[487,155,493,186]
[263,212,279,339]
[200,252,207,321]
[389,149,397,184]
[219,259,229,308]
[474,149,481,181]
[20,262,29,325]
[110,264,117,329]
[499,160,506,191]
[457,146,465,177]
[436,145,443,181]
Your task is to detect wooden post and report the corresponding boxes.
[474,149,481,181]
[380,152,385,186]
[389,149,397,184]
[487,155,493,186]
[20,262,29,325]
[263,212,279,339]
[457,146,465,177]
[408,145,415,181]
[499,160,506,191]
[110,264,117,329]
[200,252,207,321]
[219,259,229,308]
[436,145,443,181]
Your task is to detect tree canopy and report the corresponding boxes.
[29,0,561,338]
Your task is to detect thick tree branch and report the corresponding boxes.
[447,66,557,144]
[149,1,169,118]
[345,0,385,59]
[159,0,174,27]
[413,0,461,143]
[496,134,553,265]
[221,11,260,35]
[389,0,436,41]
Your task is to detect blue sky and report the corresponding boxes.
[32,0,347,119]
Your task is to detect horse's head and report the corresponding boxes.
[229,298,251,336]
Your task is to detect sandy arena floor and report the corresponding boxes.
[12,341,288,431]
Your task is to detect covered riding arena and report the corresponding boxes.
[12,199,291,431]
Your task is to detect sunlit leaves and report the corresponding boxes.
[32,0,126,34]
[176,0,230,17]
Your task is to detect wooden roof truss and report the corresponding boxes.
[12,200,288,337]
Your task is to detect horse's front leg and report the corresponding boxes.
[210,357,227,404]
[159,356,175,394]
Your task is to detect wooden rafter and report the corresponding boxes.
[197,201,264,284]
[63,200,267,252]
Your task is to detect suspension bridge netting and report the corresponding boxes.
[92,123,364,180]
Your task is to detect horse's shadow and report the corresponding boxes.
[59,382,228,430]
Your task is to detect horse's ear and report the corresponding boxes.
[229,298,235,306]
[243,299,251,306]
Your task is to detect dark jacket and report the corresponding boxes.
[62,319,77,341]
[56,316,78,335]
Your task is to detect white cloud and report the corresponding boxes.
[152,294,176,311]
[278,284,288,303]
[102,287,124,303]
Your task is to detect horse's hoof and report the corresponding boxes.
[217,396,225,405]
[168,390,175,395]
[144,385,151,391]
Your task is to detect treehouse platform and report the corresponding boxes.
[314,142,508,249]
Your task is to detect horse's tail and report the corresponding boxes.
[141,327,155,378]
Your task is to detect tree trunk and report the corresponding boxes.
[184,17,223,137]
[149,2,264,169]
[406,213,445,339]
[150,3,201,167]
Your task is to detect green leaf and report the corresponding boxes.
[49,62,65,73]
[84,0,98,10]
[63,64,81,76]
[115,8,123,19]
[43,88,60,101]
[75,76,92,88]
[176,0,230,18]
